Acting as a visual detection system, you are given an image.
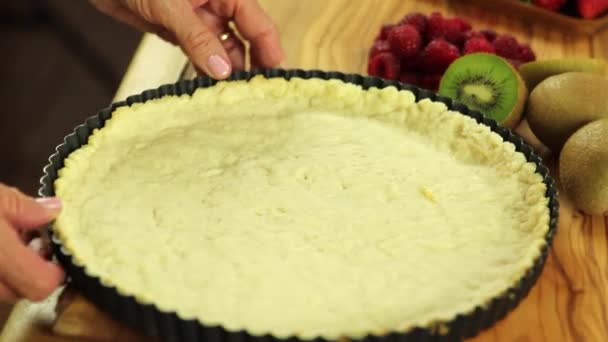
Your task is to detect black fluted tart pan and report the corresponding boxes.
[39,68,559,342]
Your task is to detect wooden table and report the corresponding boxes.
[2,1,607,341]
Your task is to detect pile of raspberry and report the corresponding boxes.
[367,12,536,91]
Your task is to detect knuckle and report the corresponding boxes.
[90,0,120,15]
[220,0,236,16]
[209,0,236,16]
[132,0,155,22]
[0,186,24,216]
[184,30,215,52]
[260,22,278,39]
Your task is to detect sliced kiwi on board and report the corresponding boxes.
[519,57,607,90]
[438,53,527,129]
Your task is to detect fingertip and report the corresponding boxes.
[35,197,62,217]
[206,54,232,79]
[28,262,65,302]
[273,39,285,65]
[179,33,233,80]
[272,49,285,67]
[166,1,233,80]
[231,0,284,68]
[45,259,66,282]
[253,38,285,68]
[252,50,283,70]
[265,49,284,68]
[1,186,60,228]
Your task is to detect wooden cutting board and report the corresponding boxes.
[2,0,607,341]
[461,0,608,34]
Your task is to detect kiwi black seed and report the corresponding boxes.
[438,53,527,129]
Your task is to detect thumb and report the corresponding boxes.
[0,185,61,230]
[166,4,232,79]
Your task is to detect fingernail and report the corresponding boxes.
[35,197,62,211]
[207,55,231,79]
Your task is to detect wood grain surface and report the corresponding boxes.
[2,1,608,341]
[460,0,608,34]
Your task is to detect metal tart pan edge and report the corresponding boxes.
[39,68,559,342]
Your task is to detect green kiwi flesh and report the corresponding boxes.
[438,53,527,129]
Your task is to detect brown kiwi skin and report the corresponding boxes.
[526,72,608,153]
[519,57,607,90]
[559,118,608,216]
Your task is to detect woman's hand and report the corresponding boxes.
[90,0,284,79]
[0,184,64,304]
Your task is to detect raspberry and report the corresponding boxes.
[506,58,523,70]
[427,12,447,40]
[444,20,468,47]
[452,17,472,32]
[463,37,496,54]
[493,34,521,60]
[368,52,401,80]
[376,24,395,40]
[422,38,461,73]
[369,40,391,58]
[400,12,428,35]
[420,74,443,91]
[465,31,485,41]
[578,0,608,19]
[427,12,468,46]
[533,0,567,11]
[479,29,498,42]
[517,44,536,62]
[402,54,423,71]
[399,72,422,86]
[388,24,422,58]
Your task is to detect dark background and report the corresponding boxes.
[1,1,142,196]
[0,0,141,325]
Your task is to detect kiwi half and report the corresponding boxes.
[520,57,607,90]
[438,53,527,129]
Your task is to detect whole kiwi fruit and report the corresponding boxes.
[519,57,607,90]
[559,118,608,215]
[526,72,608,153]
